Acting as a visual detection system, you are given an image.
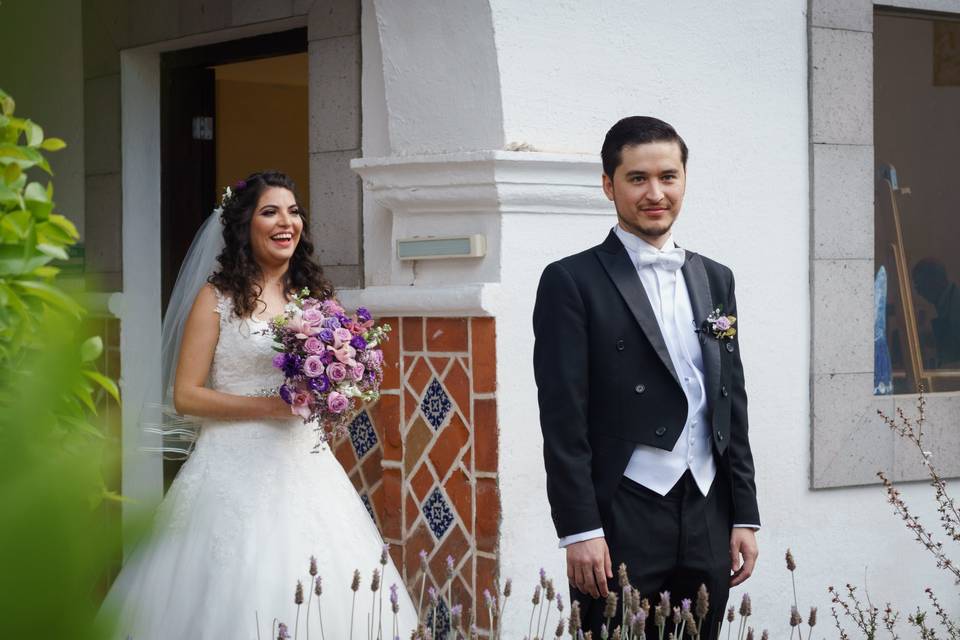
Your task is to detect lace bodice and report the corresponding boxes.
[209,288,285,396]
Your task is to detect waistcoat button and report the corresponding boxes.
[721,385,729,397]
[725,342,735,353]
[616,339,625,351]
[655,426,666,436]
[635,384,646,394]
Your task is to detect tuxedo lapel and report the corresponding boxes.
[681,252,721,404]
[596,231,681,386]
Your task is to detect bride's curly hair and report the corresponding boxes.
[208,170,334,318]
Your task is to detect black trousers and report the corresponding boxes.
[572,470,732,640]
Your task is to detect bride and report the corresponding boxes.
[102,171,418,639]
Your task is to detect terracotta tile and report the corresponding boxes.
[426,317,469,352]
[334,439,358,473]
[475,555,498,628]
[360,444,383,488]
[429,524,470,585]
[476,478,500,553]
[428,356,451,376]
[402,317,423,352]
[410,461,435,503]
[443,359,471,422]
[381,468,402,540]
[404,522,435,582]
[449,574,473,618]
[404,417,433,476]
[368,483,383,528]
[349,468,364,494]
[405,492,420,531]
[389,544,404,578]
[444,466,473,534]
[429,413,469,480]
[407,357,433,397]
[473,398,498,473]
[403,388,417,425]
[370,394,402,462]
[471,318,496,393]
[381,317,401,390]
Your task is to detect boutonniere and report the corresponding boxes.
[698,306,737,341]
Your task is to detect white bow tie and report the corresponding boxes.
[635,247,686,272]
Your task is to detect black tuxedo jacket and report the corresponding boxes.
[533,230,760,538]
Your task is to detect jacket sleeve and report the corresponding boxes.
[724,270,761,526]
[533,261,603,537]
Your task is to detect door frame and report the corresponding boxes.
[118,17,306,552]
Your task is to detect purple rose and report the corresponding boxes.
[326,391,349,414]
[356,307,372,323]
[308,375,331,393]
[321,299,344,315]
[350,335,367,350]
[279,384,293,404]
[272,353,287,370]
[303,355,325,377]
[352,363,365,381]
[336,313,351,327]
[321,317,341,330]
[714,316,731,331]
[326,362,348,382]
[319,348,335,365]
[318,328,335,344]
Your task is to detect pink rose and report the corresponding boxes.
[291,391,312,420]
[326,362,348,382]
[303,336,324,355]
[333,327,352,347]
[303,355,325,377]
[302,307,323,325]
[352,363,365,381]
[714,316,731,331]
[292,319,321,339]
[334,345,357,367]
[326,391,349,414]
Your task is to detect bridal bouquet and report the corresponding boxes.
[268,290,391,442]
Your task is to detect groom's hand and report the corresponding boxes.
[729,527,759,587]
[566,537,613,599]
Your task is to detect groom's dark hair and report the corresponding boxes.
[601,116,689,178]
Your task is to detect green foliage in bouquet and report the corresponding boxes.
[0,88,124,638]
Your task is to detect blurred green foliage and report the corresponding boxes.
[0,88,122,638]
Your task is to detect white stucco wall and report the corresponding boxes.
[487,1,958,637]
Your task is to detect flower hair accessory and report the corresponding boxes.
[699,306,737,341]
[214,180,247,217]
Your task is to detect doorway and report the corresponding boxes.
[160,28,309,487]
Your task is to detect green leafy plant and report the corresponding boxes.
[0,87,123,638]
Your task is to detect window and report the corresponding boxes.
[874,11,960,394]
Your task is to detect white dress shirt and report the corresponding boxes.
[559,226,756,548]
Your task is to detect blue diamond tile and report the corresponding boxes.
[422,487,455,540]
[420,378,452,430]
[426,597,451,640]
[361,493,376,523]
[349,411,378,459]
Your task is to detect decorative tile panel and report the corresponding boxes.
[420,378,452,430]
[422,487,455,540]
[348,410,378,458]
[361,493,376,522]
[333,316,499,634]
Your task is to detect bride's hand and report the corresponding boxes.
[263,396,295,419]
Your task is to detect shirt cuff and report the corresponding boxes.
[733,524,760,530]
[558,528,605,548]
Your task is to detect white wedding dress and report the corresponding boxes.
[103,290,418,639]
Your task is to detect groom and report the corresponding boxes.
[533,116,760,638]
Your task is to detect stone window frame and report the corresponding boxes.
[810,0,960,488]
